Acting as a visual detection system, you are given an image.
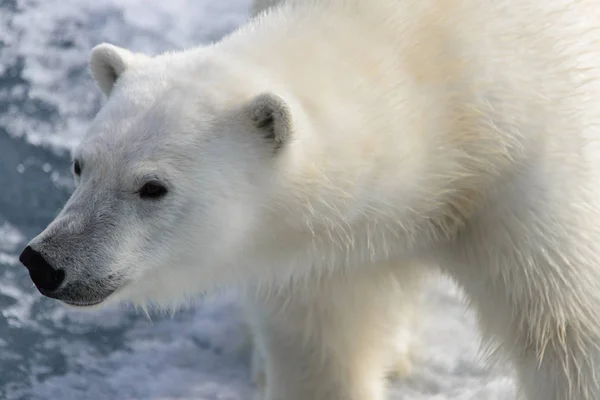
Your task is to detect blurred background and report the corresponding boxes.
[0,0,514,398]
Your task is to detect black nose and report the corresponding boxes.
[19,246,65,293]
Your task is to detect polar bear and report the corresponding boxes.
[18,0,600,399]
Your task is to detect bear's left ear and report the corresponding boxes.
[244,93,293,149]
[89,43,148,97]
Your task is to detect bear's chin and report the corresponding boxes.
[56,286,120,309]
[60,298,108,309]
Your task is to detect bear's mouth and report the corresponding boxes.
[50,280,121,309]
[61,298,106,308]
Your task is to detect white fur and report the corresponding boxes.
[241,2,424,398]
[26,0,600,399]
[242,263,424,400]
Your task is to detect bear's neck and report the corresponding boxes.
[211,0,558,271]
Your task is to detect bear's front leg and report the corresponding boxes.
[511,306,600,400]
[481,295,600,400]
[242,263,424,400]
[446,240,600,400]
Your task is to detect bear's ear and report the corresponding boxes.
[245,93,293,149]
[89,43,145,96]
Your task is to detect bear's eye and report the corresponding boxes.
[138,181,168,199]
[73,159,82,176]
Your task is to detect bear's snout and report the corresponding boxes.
[19,245,66,294]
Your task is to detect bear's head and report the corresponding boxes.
[18,43,302,308]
